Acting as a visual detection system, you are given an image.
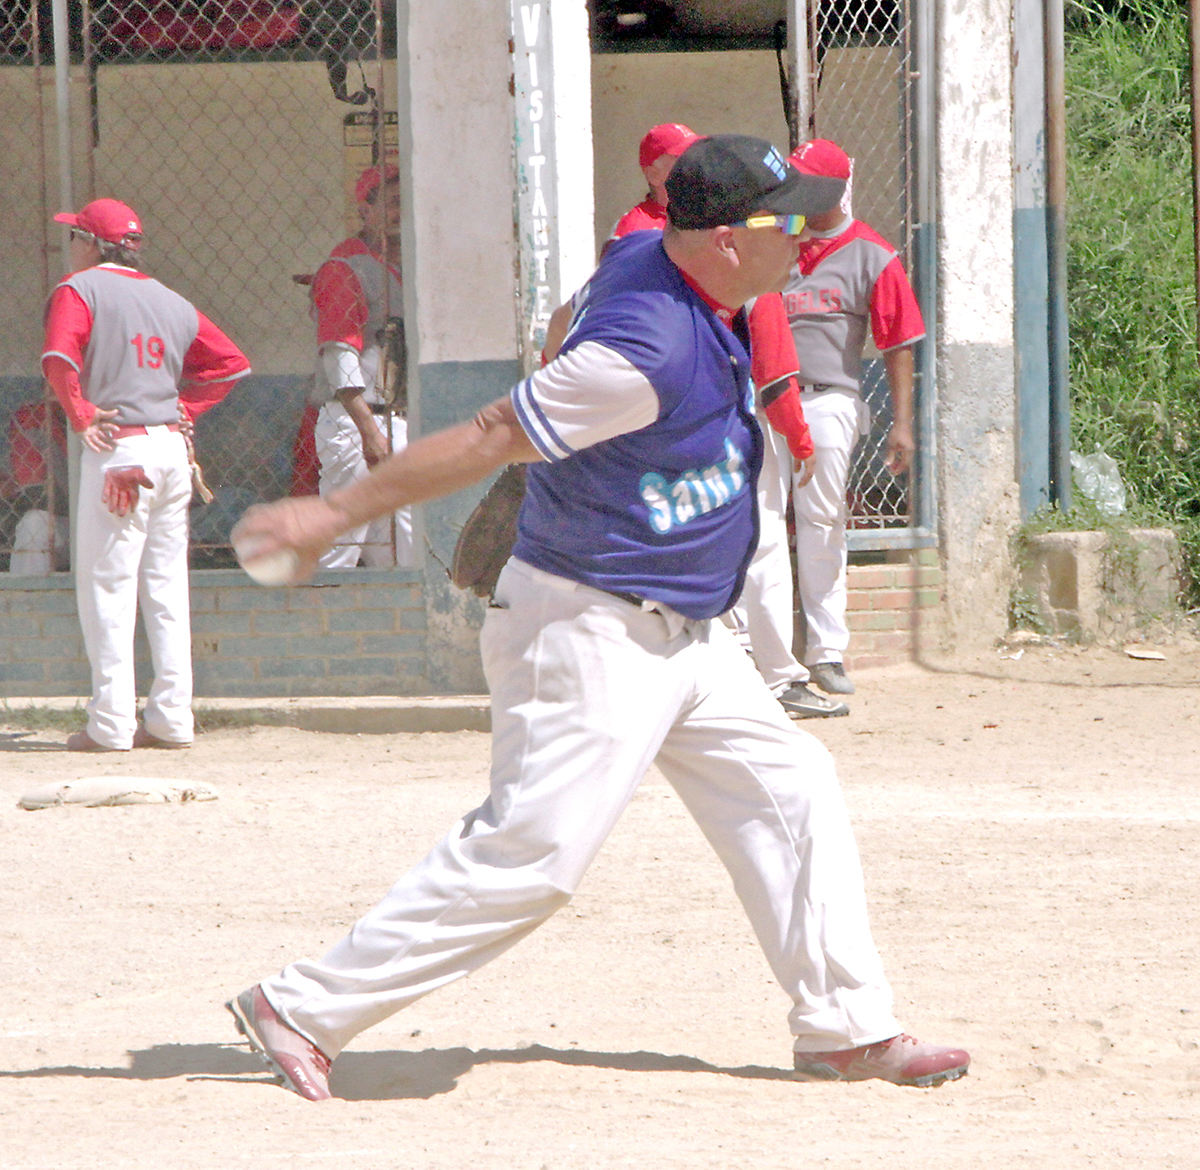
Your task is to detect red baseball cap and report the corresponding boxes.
[355,163,401,204]
[639,122,700,168]
[789,139,851,180]
[54,198,143,247]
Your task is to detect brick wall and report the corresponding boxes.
[842,548,942,670]
[0,569,431,699]
[0,576,84,694]
[2,551,946,698]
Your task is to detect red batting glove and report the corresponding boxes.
[102,466,154,517]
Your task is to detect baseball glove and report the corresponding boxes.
[450,463,526,597]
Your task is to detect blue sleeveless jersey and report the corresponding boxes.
[511,232,762,620]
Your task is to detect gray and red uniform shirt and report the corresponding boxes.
[42,264,250,429]
[782,218,925,388]
[309,236,403,405]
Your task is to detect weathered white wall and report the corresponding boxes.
[935,0,1020,650]
[398,0,523,692]
[400,5,517,368]
[551,0,598,301]
[590,49,790,254]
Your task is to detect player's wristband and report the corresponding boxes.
[761,375,814,462]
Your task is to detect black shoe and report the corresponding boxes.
[778,683,849,719]
[809,662,855,695]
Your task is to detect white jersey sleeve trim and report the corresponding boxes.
[320,341,366,392]
[511,341,660,462]
[41,349,81,372]
[877,333,926,352]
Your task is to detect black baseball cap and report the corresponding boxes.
[665,134,846,230]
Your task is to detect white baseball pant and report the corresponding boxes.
[260,556,899,1059]
[792,389,870,667]
[725,418,809,693]
[75,427,194,749]
[315,401,415,569]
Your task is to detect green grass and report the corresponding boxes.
[0,702,266,735]
[0,702,84,733]
[1065,0,1200,602]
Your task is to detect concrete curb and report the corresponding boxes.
[0,695,493,735]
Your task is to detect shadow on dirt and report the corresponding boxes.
[0,1040,794,1099]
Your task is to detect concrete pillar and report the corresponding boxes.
[935,0,1021,651]
[396,0,521,691]
[396,0,593,691]
[513,0,596,367]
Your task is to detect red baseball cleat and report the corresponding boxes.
[132,725,191,749]
[793,1033,970,1088]
[227,985,333,1101]
[66,730,125,752]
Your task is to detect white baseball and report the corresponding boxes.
[236,541,301,587]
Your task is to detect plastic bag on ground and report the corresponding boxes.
[1070,447,1127,518]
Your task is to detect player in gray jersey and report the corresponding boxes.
[42,198,250,751]
[782,141,925,697]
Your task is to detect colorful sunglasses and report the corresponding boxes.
[732,213,807,236]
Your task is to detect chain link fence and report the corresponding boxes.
[0,0,923,575]
[805,0,918,536]
[591,0,925,538]
[0,0,400,572]
[1,4,35,64]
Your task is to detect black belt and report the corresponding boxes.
[800,383,835,393]
[604,588,646,608]
[368,402,395,415]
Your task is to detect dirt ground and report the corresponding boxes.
[2,638,1198,1170]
